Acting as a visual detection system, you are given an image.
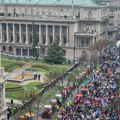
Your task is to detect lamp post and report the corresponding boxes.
[73,36,75,64]
[35,46,40,60]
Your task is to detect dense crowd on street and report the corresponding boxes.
[55,45,120,120]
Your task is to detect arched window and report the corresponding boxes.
[82,51,87,55]
[88,11,92,19]
[63,49,66,56]
[41,48,45,55]
[3,46,6,51]
[81,51,87,61]
[9,46,13,52]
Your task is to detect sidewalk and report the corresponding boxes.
[6,98,23,105]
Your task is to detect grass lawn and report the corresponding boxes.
[1,60,15,67]
[5,83,22,89]
[1,59,25,72]
[1,60,24,67]
[5,82,45,89]
[30,63,68,73]
[27,82,45,86]
[28,67,47,73]
[5,82,45,99]
[6,90,24,99]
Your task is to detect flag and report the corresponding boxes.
[72,0,74,9]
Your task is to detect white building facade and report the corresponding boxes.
[0,0,111,61]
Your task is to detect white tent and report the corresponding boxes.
[116,40,120,48]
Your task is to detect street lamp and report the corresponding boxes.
[35,46,40,60]
[73,36,75,64]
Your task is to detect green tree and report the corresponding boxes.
[45,41,65,64]
[32,21,39,60]
[18,86,39,117]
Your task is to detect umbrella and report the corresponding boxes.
[81,88,89,91]
[75,94,83,97]
[19,115,24,119]
[24,113,35,118]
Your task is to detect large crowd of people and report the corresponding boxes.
[55,45,120,120]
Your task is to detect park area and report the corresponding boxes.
[1,57,73,100]
[1,55,82,120]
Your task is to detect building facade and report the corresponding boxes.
[0,0,110,61]
[107,0,120,40]
[0,78,7,120]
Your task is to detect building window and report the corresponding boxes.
[30,36,32,44]
[49,36,53,44]
[81,39,84,47]
[55,26,60,35]
[11,36,13,42]
[63,36,67,44]
[3,46,6,51]
[41,48,45,55]
[48,26,53,35]
[86,39,90,46]
[86,24,92,33]
[55,36,60,43]
[23,35,26,43]
[63,49,66,56]
[9,46,12,52]
[4,35,6,42]
[88,11,92,19]
[42,35,46,44]
[17,36,19,42]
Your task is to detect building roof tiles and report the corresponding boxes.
[0,0,105,7]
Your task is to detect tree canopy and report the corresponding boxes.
[45,41,65,64]
[91,39,110,56]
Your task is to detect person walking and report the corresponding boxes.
[38,74,41,81]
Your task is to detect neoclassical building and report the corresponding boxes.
[0,78,7,120]
[0,0,109,61]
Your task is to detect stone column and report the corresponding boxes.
[6,23,9,43]
[92,37,95,46]
[21,48,23,56]
[0,23,2,42]
[59,26,62,46]
[39,25,41,44]
[13,24,15,43]
[53,25,55,42]
[19,24,22,43]
[26,24,28,44]
[46,25,48,45]
[79,38,81,47]
[66,26,69,46]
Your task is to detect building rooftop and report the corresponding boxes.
[0,0,105,7]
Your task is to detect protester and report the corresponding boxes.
[55,45,120,119]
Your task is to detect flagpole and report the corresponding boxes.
[72,0,74,17]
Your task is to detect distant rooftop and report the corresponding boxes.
[0,0,105,7]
